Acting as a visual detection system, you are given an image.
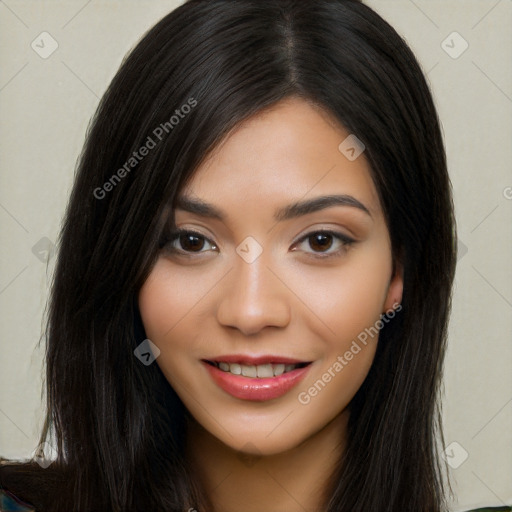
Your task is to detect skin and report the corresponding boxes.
[138,96,403,512]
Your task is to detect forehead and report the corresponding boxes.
[179,97,381,218]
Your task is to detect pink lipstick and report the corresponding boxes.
[202,355,312,401]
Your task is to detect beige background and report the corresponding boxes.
[0,1,510,510]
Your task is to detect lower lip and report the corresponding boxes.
[203,362,311,401]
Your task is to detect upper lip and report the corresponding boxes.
[204,354,310,365]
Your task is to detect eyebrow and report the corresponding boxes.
[175,194,372,222]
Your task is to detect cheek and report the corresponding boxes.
[292,244,391,406]
[291,246,392,345]
[138,259,216,389]
[138,259,213,346]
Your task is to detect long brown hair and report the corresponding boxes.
[1,1,456,510]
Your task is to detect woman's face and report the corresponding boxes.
[138,97,402,456]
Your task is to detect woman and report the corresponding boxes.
[0,0,481,510]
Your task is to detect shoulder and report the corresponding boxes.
[0,487,35,511]
[0,457,69,512]
[464,507,512,511]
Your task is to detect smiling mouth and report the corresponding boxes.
[203,360,311,378]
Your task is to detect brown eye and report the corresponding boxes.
[161,229,218,255]
[308,233,334,252]
[179,232,206,252]
[293,230,355,260]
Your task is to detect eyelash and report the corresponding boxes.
[160,228,355,260]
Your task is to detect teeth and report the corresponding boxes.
[241,364,257,377]
[273,363,285,376]
[256,364,273,378]
[214,362,301,377]
[229,363,242,375]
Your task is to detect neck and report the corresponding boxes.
[185,410,349,512]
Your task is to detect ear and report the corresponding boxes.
[383,260,403,313]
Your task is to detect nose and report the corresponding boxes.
[216,252,291,336]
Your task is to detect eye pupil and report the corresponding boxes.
[310,233,333,252]
[180,233,204,251]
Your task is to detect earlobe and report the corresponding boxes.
[383,261,403,313]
